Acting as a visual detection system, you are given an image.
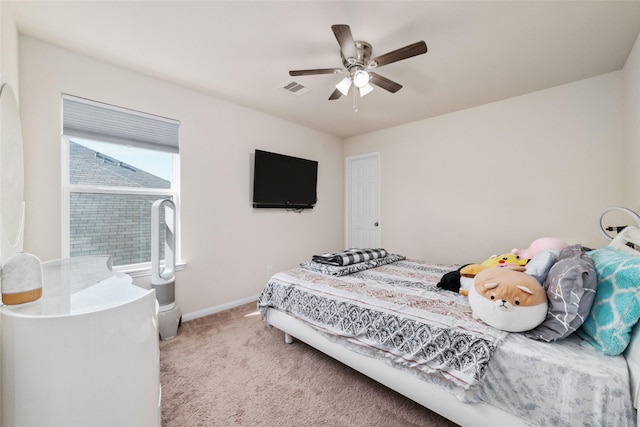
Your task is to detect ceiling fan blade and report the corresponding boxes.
[370,41,427,68]
[331,24,357,60]
[328,88,343,100]
[289,68,342,77]
[369,72,402,93]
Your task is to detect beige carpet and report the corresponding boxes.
[159,302,459,427]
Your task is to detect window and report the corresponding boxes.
[62,95,180,272]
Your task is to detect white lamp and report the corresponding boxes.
[336,77,352,96]
[359,83,374,97]
[353,70,370,88]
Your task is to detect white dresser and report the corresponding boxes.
[0,256,160,427]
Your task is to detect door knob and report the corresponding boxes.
[374,222,379,227]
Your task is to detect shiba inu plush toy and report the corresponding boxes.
[469,266,548,332]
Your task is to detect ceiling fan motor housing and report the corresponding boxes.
[341,41,373,70]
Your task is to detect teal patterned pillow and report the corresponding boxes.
[578,247,640,355]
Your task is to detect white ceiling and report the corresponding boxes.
[9,1,640,139]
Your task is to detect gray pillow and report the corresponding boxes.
[525,245,597,341]
[525,248,561,284]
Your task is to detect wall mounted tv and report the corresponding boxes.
[252,149,318,209]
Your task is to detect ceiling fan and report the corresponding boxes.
[289,24,427,108]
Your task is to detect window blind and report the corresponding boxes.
[62,95,179,154]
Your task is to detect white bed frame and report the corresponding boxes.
[266,308,527,426]
[265,227,640,426]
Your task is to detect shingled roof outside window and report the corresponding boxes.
[63,95,179,268]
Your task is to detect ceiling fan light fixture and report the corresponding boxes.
[336,77,352,96]
[353,70,370,88]
[359,83,374,97]
[289,24,428,110]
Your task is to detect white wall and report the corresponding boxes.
[0,3,19,92]
[623,32,640,209]
[19,36,344,316]
[344,72,624,263]
[17,31,640,314]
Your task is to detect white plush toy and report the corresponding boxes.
[468,266,548,332]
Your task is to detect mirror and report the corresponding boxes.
[0,83,25,263]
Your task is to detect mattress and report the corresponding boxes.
[258,259,636,426]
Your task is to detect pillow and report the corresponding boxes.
[577,247,640,355]
[525,248,561,284]
[525,245,596,342]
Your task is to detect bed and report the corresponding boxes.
[257,232,640,426]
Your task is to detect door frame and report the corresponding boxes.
[345,152,381,248]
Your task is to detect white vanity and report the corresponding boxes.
[0,82,161,426]
[0,256,161,426]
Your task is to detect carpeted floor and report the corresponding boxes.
[159,302,459,427]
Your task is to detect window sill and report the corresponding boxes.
[113,262,186,278]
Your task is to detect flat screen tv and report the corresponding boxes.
[252,149,318,209]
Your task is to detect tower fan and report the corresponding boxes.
[151,199,181,340]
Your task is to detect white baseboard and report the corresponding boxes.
[181,294,259,322]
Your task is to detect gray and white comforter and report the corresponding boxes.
[258,258,636,426]
[258,259,506,389]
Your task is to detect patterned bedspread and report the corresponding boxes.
[259,258,637,426]
[258,259,507,389]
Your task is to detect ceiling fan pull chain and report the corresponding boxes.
[353,87,359,113]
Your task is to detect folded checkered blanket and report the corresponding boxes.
[312,248,388,266]
[301,253,405,276]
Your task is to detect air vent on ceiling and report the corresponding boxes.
[280,80,311,96]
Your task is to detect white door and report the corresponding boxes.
[347,153,381,248]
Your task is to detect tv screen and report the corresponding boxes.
[252,149,318,209]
